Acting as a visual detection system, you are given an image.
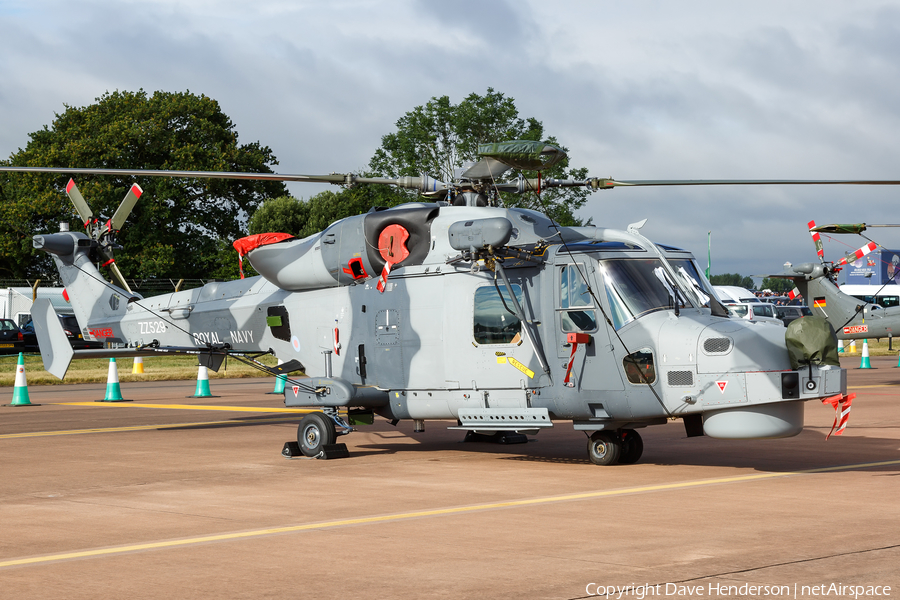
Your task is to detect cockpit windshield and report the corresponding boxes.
[669,259,716,307]
[599,259,694,329]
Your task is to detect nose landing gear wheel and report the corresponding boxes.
[618,429,644,465]
[298,412,337,457]
[587,431,621,465]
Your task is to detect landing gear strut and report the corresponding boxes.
[587,429,643,465]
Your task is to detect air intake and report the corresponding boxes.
[703,337,732,354]
[667,370,694,386]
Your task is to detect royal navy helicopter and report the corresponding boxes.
[775,220,900,341]
[1,141,869,464]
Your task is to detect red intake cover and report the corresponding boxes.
[378,224,410,264]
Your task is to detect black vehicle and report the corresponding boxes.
[0,318,25,354]
[775,305,813,326]
[20,320,39,352]
[57,314,104,349]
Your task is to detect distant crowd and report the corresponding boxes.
[753,290,802,306]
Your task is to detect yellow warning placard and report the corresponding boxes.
[507,356,534,379]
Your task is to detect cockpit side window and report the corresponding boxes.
[558,264,598,333]
[474,284,524,344]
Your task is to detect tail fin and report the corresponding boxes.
[787,263,865,328]
[31,297,74,379]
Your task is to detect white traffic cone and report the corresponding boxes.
[189,365,218,398]
[859,339,872,369]
[98,358,129,402]
[10,352,35,406]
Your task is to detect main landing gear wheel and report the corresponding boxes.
[618,429,644,465]
[298,412,336,457]
[587,431,620,466]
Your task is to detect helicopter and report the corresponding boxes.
[773,220,900,341]
[1,140,874,465]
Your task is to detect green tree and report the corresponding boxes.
[248,195,310,237]
[709,273,755,289]
[249,185,409,240]
[760,277,794,293]
[0,89,286,280]
[368,88,589,225]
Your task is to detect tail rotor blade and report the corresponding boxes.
[110,183,142,231]
[66,179,94,228]
[107,261,133,295]
[808,220,825,263]
[837,242,878,267]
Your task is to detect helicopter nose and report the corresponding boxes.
[697,320,790,374]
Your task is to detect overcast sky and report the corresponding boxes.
[3,1,900,282]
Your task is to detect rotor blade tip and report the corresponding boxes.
[66,179,75,193]
[131,183,143,198]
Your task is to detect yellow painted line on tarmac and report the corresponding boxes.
[2,458,899,569]
[54,402,310,413]
[0,415,308,440]
[850,384,900,389]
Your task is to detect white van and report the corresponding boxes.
[838,285,900,309]
[713,286,760,304]
[725,302,784,327]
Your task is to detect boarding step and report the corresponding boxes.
[447,407,553,432]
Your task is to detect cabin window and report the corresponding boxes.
[623,349,656,385]
[558,264,597,333]
[473,284,523,344]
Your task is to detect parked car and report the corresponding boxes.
[0,318,25,354]
[726,303,784,326]
[57,314,104,349]
[20,320,39,352]
[775,305,813,326]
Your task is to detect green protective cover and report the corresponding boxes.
[811,223,867,234]
[477,141,566,170]
[785,316,841,369]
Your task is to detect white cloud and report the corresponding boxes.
[3,0,900,278]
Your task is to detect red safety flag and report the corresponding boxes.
[822,392,854,439]
[376,262,393,293]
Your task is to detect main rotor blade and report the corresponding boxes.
[6,166,900,191]
[65,179,93,226]
[590,178,900,188]
[110,183,143,231]
[0,166,450,194]
[0,166,357,184]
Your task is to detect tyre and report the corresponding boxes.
[618,429,644,465]
[297,412,336,457]
[587,431,621,466]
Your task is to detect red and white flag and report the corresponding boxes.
[822,392,854,439]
